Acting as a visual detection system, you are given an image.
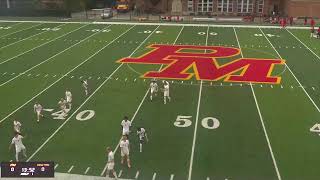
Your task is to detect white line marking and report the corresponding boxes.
[188,25,208,180]
[101,25,163,176]
[0,23,42,39]
[170,174,175,180]
[0,24,63,50]
[54,164,59,169]
[67,165,74,173]
[286,29,320,62]
[84,167,90,174]
[234,27,282,180]
[135,171,140,179]
[0,25,136,124]
[260,28,320,113]
[118,170,123,177]
[0,24,88,65]
[0,24,112,87]
[152,173,157,180]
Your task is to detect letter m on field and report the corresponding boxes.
[118,44,285,84]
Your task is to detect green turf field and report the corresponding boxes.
[0,21,320,180]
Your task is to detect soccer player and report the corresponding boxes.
[58,98,67,116]
[311,26,315,38]
[106,147,118,179]
[149,79,158,101]
[82,80,89,96]
[120,136,131,168]
[13,119,22,134]
[137,127,148,153]
[65,89,72,109]
[162,80,171,104]
[33,102,43,123]
[121,116,131,136]
[9,132,27,162]
[318,27,320,39]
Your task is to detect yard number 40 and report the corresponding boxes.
[174,115,220,129]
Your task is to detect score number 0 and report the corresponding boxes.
[174,115,220,129]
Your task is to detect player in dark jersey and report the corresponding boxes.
[137,127,148,153]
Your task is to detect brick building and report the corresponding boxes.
[136,0,320,17]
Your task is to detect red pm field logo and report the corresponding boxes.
[118,45,285,84]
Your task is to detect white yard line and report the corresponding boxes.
[233,27,282,180]
[187,25,208,180]
[286,29,320,62]
[0,24,109,87]
[100,25,162,176]
[28,25,158,164]
[0,25,135,124]
[0,23,89,65]
[259,28,320,113]
[101,26,184,177]
[0,23,42,39]
[0,20,313,29]
[0,23,60,50]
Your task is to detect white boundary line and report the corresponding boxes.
[233,27,282,180]
[27,25,159,163]
[0,24,107,87]
[286,29,320,62]
[0,23,89,66]
[187,25,208,180]
[100,25,162,176]
[0,25,136,124]
[0,22,42,39]
[259,28,320,113]
[0,20,313,29]
[0,23,53,50]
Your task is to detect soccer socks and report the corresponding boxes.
[15,153,19,161]
[113,171,118,179]
[150,95,152,101]
[140,143,142,152]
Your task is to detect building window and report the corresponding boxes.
[197,0,213,12]
[256,0,264,13]
[188,0,194,12]
[237,0,253,13]
[217,0,233,13]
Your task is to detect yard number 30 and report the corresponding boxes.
[174,115,220,129]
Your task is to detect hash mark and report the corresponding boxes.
[84,167,90,174]
[53,75,57,77]
[118,170,123,177]
[312,87,315,90]
[67,165,74,173]
[70,76,74,78]
[116,78,119,80]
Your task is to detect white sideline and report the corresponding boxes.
[26,25,137,161]
[0,22,42,39]
[0,23,89,66]
[100,25,162,176]
[233,27,282,180]
[0,23,60,50]
[259,28,320,113]
[0,25,135,124]
[187,25,208,180]
[0,19,314,29]
[0,23,107,87]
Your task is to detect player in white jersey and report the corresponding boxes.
[106,147,118,179]
[149,80,158,101]
[58,98,67,116]
[120,136,131,168]
[13,120,22,134]
[33,102,43,123]
[82,80,89,96]
[137,127,148,153]
[9,132,27,162]
[121,116,131,136]
[162,80,171,104]
[65,89,72,109]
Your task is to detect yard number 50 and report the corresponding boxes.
[174,115,220,129]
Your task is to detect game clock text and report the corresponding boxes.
[1,162,54,177]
